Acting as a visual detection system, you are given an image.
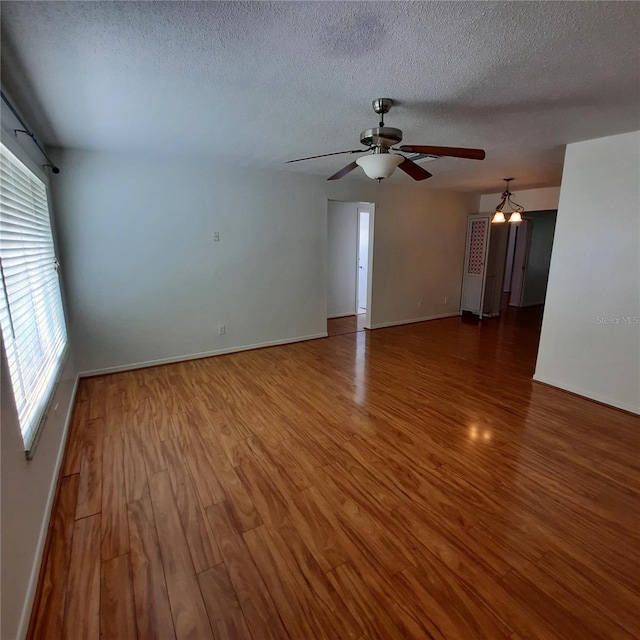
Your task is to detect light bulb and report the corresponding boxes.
[492,210,506,223]
[509,210,523,223]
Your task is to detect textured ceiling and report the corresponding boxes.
[1,1,639,192]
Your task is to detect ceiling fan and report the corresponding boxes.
[286,98,486,181]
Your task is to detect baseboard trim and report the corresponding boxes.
[78,332,329,377]
[327,313,356,319]
[18,373,80,640]
[370,313,459,330]
[532,376,640,415]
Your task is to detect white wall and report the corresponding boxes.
[479,186,561,214]
[327,201,358,317]
[369,184,479,328]
[51,149,331,374]
[1,92,78,640]
[535,131,640,414]
[1,348,77,640]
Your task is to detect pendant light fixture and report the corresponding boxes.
[491,178,524,223]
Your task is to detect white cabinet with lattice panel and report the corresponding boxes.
[460,214,491,316]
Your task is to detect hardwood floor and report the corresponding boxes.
[327,314,366,336]
[28,308,640,639]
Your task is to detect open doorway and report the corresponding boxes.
[460,209,557,327]
[327,200,374,336]
[357,208,370,314]
[502,211,557,309]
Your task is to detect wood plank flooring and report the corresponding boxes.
[327,313,366,336]
[28,308,640,639]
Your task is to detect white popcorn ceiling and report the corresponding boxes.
[1,1,638,192]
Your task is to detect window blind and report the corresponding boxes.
[0,141,67,452]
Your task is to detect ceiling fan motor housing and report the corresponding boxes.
[372,98,394,115]
[360,126,403,149]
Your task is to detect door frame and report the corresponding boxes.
[326,200,375,331]
[361,203,375,330]
[355,207,370,315]
[509,218,532,307]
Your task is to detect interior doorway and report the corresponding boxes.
[327,200,374,334]
[357,208,370,314]
[508,219,530,308]
[460,209,557,319]
[503,211,557,309]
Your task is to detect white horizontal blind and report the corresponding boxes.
[0,142,67,451]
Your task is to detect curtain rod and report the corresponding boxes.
[1,90,60,174]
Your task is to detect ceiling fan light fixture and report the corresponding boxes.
[286,99,485,182]
[356,153,404,180]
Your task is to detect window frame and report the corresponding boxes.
[0,130,69,459]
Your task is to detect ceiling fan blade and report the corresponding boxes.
[398,145,486,160]
[286,149,365,164]
[327,161,359,181]
[398,158,432,181]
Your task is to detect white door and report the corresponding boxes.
[510,219,530,307]
[357,209,370,312]
[461,215,491,315]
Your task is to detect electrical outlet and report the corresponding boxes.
[418,300,423,309]
[444,296,448,305]
[213,231,220,243]
[218,324,226,335]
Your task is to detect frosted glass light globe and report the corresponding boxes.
[356,154,404,179]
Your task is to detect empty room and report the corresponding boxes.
[1,2,639,639]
